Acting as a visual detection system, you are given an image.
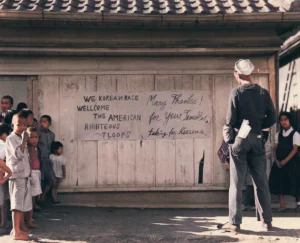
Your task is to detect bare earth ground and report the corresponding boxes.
[0,205,299,243]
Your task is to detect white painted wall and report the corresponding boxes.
[279,57,300,111]
[38,73,270,191]
[0,77,27,111]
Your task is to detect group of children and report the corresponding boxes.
[0,95,66,241]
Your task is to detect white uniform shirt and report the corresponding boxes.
[0,140,6,160]
[5,133,31,179]
[275,127,300,146]
[50,154,66,178]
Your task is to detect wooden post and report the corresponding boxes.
[27,76,39,117]
[268,54,279,113]
[267,54,279,148]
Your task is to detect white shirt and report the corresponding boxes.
[5,133,31,179]
[0,140,5,160]
[50,154,66,178]
[275,127,300,146]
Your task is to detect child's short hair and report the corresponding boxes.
[16,102,28,113]
[0,123,10,136]
[41,115,52,123]
[51,141,63,154]
[1,95,13,105]
[13,111,27,120]
[27,126,38,134]
[22,109,33,116]
[17,109,30,119]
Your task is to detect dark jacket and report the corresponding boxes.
[37,127,55,170]
[223,83,276,143]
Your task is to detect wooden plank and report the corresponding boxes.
[193,75,214,185]
[174,75,193,90]
[98,140,118,185]
[117,140,136,185]
[77,76,98,187]
[0,56,269,76]
[128,75,156,186]
[38,76,60,138]
[174,75,194,185]
[59,76,85,188]
[77,140,98,187]
[175,139,194,185]
[97,75,118,186]
[214,75,234,185]
[156,139,176,185]
[136,140,155,186]
[254,74,268,90]
[155,75,176,186]
[155,75,175,91]
[193,75,213,90]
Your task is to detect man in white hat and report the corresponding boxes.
[218,59,277,233]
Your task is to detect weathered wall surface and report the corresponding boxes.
[279,57,300,110]
[36,57,270,191]
[279,56,300,131]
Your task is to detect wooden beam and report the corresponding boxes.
[0,47,280,57]
[268,54,279,113]
[58,185,228,193]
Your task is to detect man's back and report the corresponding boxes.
[226,83,276,133]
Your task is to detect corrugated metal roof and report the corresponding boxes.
[0,0,289,14]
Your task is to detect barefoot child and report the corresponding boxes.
[27,127,42,211]
[5,113,32,240]
[38,115,55,204]
[50,141,66,204]
[269,112,300,212]
[0,123,12,232]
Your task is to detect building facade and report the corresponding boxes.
[0,0,299,206]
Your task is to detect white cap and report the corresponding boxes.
[234,59,255,75]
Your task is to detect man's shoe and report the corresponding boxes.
[261,222,272,232]
[217,223,240,234]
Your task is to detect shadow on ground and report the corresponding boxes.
[0,206,299,243]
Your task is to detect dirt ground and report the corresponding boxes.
[0,205,299,243]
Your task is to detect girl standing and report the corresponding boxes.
[50,141,66,204]
[269,112,300,212]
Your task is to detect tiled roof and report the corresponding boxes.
[0,0,288,14]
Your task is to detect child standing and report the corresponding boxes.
[6,113,32,241]
[0,123,12,232]
[27,127,42,211]
[50,141,66,204]
[269,112,300,212]
[38,115,55,204]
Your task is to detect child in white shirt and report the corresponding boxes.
[50,141,66,204]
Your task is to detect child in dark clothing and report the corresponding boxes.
[269,112,300,212]
[38,115,55,204]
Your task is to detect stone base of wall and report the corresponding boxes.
[57,191,228,208]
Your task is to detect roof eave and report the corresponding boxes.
[0,11,299,24]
